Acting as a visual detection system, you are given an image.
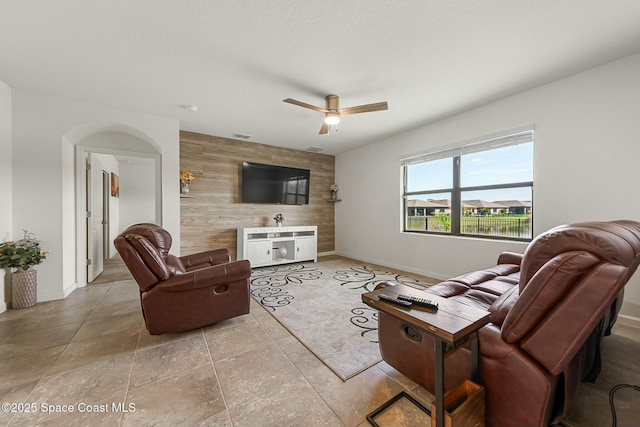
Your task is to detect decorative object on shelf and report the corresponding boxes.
[278,247,288,258]
[180,170,198,194]
[0,230,49,309]
[329,183,339,200]
[274,213,284,227]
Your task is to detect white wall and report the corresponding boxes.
[12,90,180,303]
[0,80,12,312]
[119,159,156,234]
[336,53,640,319]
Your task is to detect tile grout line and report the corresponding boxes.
[118,316,146,427]
[201,326,235,427]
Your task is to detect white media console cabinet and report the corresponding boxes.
[237,226,318,268]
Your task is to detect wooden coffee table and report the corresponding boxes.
[362,283,490,427]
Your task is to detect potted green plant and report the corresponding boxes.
[0,230,49,308]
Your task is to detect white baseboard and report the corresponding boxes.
[618,314,640,329]
[63,282,78,298]
[318,251,336,257]
[38,283,76,303]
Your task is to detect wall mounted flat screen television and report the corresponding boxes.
[241,162,310,205]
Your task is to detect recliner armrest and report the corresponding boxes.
[153,260,251,292]
[478,323,517,359]
[180,248,232,270]
[497,251,523,266]
[488,285,519,327]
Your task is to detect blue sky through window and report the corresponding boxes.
[461,143,533,187]
[407,142,533,201]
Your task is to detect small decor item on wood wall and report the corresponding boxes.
[110,172,119,197]
[0,229,49,309]
[329,183,339,200]
[274,213,284,227]
[180,170,198,194]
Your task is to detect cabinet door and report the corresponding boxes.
[295,237,316,261]
[247,240,272,266]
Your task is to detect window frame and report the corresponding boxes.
[401,128,534,242]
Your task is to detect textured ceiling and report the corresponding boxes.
[2,1,640,155]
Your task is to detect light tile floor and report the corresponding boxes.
[0,257,638,426]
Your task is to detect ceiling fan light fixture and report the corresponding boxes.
[324,113,340,125]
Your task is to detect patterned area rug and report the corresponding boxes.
[250,258,435,381]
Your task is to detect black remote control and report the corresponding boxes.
[397,294,439,310]
[378,294,412,307]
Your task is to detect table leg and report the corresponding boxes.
[470,331,480,383]
[434,336,446,427]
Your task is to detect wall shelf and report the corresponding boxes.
[328,199,342,203]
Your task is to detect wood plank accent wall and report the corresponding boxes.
[180,131,336,259]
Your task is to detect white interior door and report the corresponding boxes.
[102,170,110,260]
[86,154,105,282]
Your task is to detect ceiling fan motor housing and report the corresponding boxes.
[325,94,340,113]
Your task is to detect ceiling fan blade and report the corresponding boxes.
[283,98,328,113]
[339,101,388,115]
[319,121,329,134]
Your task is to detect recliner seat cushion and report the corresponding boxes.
[472,278,517,296]
[449,289,500,309]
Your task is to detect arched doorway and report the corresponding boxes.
[69,127,162,288]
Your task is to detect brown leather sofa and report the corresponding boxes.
[376,220,640,427]
[114,223,251,335]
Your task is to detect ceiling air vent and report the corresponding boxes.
[232,133,251,140]
[306,146,324,152]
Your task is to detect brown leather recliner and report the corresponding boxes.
[114,223,252,335]
[376,220,640,427]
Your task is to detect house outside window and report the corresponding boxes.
[401,128,534,241]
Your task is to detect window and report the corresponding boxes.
[402,128,534,240]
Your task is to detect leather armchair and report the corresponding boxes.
[114,223,251,335]
[376,220,640,427]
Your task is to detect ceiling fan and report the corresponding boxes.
[283,94,388,134]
